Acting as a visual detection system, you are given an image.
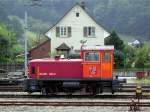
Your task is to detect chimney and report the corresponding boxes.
[80,1,85,10]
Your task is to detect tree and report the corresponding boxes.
[124,45,136,68]
[105,31,125,68]
[8,16,24,40]
[105,31,124,51]
[0,23,16,62]
[135,46,150,68]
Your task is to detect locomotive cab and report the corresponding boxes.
[81,45,114,79]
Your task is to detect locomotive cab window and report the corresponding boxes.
[31,66,36,74]
[103,52,110,62]
[84,52,100,62]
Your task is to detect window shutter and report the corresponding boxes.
[83,27,87,37]
[56,27,60,37]
[92,27,95,36]
[68,27,71,37]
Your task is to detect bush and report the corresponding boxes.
[67,54,80,59]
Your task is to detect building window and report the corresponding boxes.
[83,26,95,37]
[103,52,110,62]
[60,26,67,37]
[56,26,71,37]
[76,13,79,17]
[84,52,100,62]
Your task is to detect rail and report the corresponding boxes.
[0,100,149,107]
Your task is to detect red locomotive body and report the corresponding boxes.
[24,45,121,95]
[29,59,82,78]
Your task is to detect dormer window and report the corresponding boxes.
[76,13,79,17]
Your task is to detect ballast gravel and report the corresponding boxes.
[0,106,150,112]
[0,106,149,112]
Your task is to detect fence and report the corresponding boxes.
[0,63,24,72]
[114,69,150,78]
[0,63,24,78]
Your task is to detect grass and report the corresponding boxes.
[136,77,150,84]
[127,77,150,84]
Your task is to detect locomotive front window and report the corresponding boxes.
[84,52,100,62]
[31,66,36,74]
[103,52,110,62]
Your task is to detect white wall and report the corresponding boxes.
[46,5,109,52]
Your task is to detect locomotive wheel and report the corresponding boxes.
[111,89,115,94]
[99,86,103,93]
[41,88,48,95]
[88,87,97,96]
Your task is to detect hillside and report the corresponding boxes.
[0,0,150,41]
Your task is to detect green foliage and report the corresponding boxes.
[0,23,24,63]
[124,45,136,68]
[11,44,24,55]
[123,45,150,69]
[114,50,124,69]
[0,23,16,61]
[134,46,150,68]
[8,16,24,39]
[135,77,150,84]
[105,31,125,68]
[27,31,47,49]
[67,54,80,59]
[105,31,124,51]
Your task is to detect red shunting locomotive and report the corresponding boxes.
[23,45,122,95]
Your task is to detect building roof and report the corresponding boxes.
[45,3,110,37]
[29,39,50,53]
[56,43,70,50]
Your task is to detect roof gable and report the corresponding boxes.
[56,43,70,50]
[45,3,109,38]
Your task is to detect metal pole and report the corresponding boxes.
[24,0,41,77]
[24,10,28,77]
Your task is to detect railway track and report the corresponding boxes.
[0,94,149,99]
[0,84,150,92]
[0,85,22,92]
[0,84,149,108]
[0,100,149,107]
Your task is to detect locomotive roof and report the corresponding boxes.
[82,45,114,50]
[30,58,82,63]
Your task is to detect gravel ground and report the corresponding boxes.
[0,106,149,112]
